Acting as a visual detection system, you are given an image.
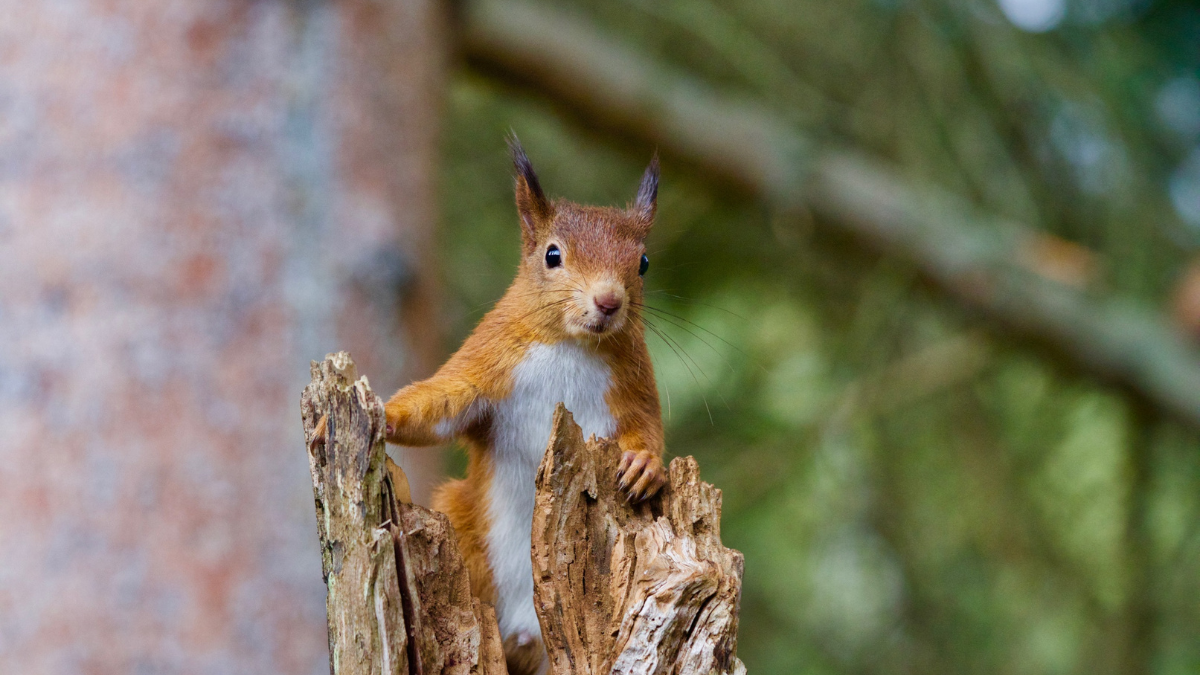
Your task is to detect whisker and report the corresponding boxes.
[643,317,715,424]
[629,311,672,419]
[661,360,672,419]
[637,313,714,425]
[642,313,729,413]
[631,303,737,376]
[503,288,578,302]
[633,302,747,354]
[512,297,576,324]
[465,288,577,315]
[631,303,765,376]
[643,291,750,321]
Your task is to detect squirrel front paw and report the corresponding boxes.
[310,415,328,447]
[617,450,666,503]
[383,401,407,442]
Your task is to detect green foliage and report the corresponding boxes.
[438,1,1200,672]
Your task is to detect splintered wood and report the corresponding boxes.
[303,354,744,675]
[533,404,746,675]
[302,352,506,675]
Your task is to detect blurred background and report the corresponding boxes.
[3,0,1200,673]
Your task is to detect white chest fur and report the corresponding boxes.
[486,341,616,640]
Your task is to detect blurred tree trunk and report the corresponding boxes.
[0,2,445,673]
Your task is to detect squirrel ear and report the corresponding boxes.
[508,134,551,250]
[633,153,659,224]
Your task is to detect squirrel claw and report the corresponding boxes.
[619,450,635,473]
[618,450,665,503]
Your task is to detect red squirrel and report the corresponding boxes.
[385,139,666,674]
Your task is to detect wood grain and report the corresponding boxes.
[303,352,507,675]
[533,404,745,675]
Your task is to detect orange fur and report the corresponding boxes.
[432,448,497,604]
[384,142,665,675]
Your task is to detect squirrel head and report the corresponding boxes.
[508,136,658,340]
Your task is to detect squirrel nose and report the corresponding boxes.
[594,293,623,316]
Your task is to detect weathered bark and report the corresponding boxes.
[303,353,400,675]
[461,0,1200,433]
[304,355,742,675]
[302,352,506,675]
[533,405,745,675]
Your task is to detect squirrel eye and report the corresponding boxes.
[545,244,562,268]
[639,254,649,276]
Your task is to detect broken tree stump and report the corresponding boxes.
[301,354,744,675]
[301,352,506,675]
[533,405,746,675]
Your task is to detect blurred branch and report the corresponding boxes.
[838,331,994,417]
[460,0,1200,431]
[611,0,838,127]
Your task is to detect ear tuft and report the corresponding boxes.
[634,153,659,222]
[508,133,551,249]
